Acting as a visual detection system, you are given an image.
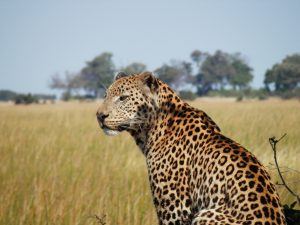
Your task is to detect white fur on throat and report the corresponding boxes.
[103,128,120,136]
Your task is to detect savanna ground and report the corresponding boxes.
[0,98,299,225]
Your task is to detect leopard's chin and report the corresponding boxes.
[103,127,120,136]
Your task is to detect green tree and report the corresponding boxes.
[196,50,235,94]
[194,51,253,95]
[122,62,147,75]
[229,56,253,90]
[190,50,208,67]
[80,52,115,97]
[49,73,66,90]
[155,60,193,90]
[264,54,300,93]
[49,72,83,100]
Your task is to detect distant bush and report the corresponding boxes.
[179,91,197,101]
[236,95,243,102]
[275,88,300,99]
[0,90,17,101]
[14,94,38,105]
[208,89,241,98]
[257,93,268,100]
[248,89,268,100]
[0,89,56,102]
[34,94,56,100]
[73,94,96,100]
[61,91,72,101]
[60,92,96,101]
[208,88,269,100]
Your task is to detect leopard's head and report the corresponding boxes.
[96,71,159,136]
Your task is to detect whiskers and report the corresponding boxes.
[103,116,147,133]
[118,117,147,131]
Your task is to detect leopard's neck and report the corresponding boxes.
[128,84,220,156]
[128,86,186,155]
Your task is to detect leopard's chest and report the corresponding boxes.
[145,136,193,193]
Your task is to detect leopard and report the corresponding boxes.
[96,71,286,225]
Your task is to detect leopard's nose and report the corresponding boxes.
[97,112,109,124]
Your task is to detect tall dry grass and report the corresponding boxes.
[0,99,299,225]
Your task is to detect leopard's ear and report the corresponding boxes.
[139,71,159,93]
[115,71,128,81]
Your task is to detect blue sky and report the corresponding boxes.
[0,0,300,94]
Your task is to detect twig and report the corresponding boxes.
[87,214,106,225]
[269,134,300,205]
[94,214,106,225]
[267,163,300,174]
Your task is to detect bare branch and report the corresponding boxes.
[269,134,300,205]
[87,214,106,225]
[94,214,106,225]
[267,163,300,174]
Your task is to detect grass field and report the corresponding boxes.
[0,99,299,225]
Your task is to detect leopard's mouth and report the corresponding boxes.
[117,123,131,131]
[100,123,131,136]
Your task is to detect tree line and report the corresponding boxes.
[0,90,55,104]
[50,50,300,100]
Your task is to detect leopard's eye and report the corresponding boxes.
[119,95,129,101]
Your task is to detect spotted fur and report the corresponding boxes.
[96,72,286,225]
